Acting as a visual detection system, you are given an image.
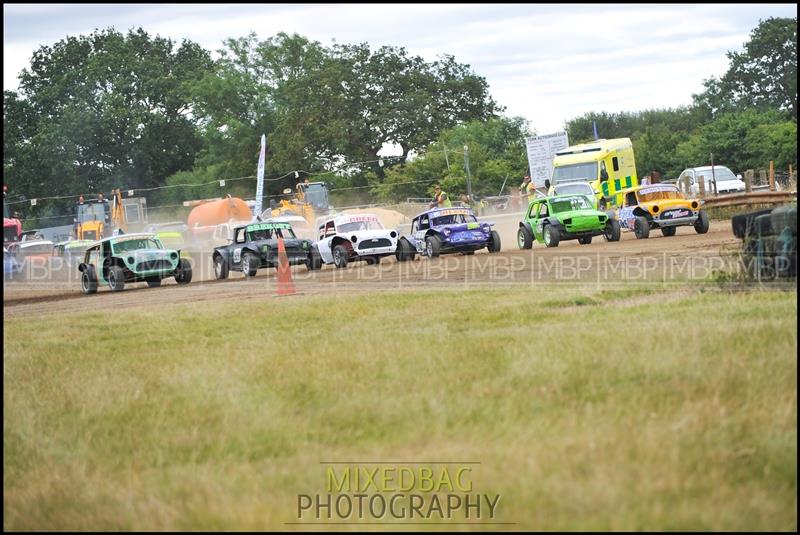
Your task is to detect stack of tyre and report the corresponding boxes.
[732,205,797,280]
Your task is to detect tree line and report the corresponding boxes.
[3,17,796,226]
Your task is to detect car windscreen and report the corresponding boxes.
[552,162,597,182]
[550,196,594,213]
[247,227,297,241]
[19,244,53,255]
[637,187,683,202]
[338,220,384,232]
[303,183,329,209]
[432,213,478,226]
[76,203,107,223]
[698,167,737,182]
[112,237,163,253]
[555,183,593,196]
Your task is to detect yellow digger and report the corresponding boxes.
[269,181,332,225]
[74,189,147,240]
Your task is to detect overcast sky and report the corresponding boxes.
[3,3,796,138]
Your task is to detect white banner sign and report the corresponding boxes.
[254,134,266,215]
[525,132,569,189]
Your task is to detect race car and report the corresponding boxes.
[53,239,94,266]
[616,184,709,239]
[78,233,192,293]
[518,194,621,248]
[3,246,21,280]
[396,206,500,260]
[212,221,320,278]
[315,213,398,268]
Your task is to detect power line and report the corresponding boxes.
[16,176,444,223]
[4,152,432,207]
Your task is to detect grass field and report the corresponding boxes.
[3,284,797,530]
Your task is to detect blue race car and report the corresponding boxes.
[395,207,501,260]
[4,246,21,280]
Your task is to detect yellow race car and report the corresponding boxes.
[615,184,709,238]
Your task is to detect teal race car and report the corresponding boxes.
[517,194,621,248]
[78,233,192,293]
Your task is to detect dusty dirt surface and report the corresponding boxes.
[4,219,739,318]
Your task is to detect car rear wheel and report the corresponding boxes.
[146,277,162,288]
[661,226,677,237]
[518,226,533,249]
[175,259,192,284]
[214,255,229,280]
[333,245,349,268]
[488,230,501,253]
[543,225,559,248]
[634,216,650,239]
[108,265,125,292]
[365,256,381,265]
[81,266,98,294]
[426,236,441,258]
[604,218,621,242]
[306,248,322,271]
[694,210,710,234]
[578,236,593,245]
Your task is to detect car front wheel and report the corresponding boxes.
[332,245,349,268]
[634,216,650,239]
[426,236,441,258]
[241,252,258,277]
[694,210,710,234]
[518,226,533,249]
[488,230,501,253]
[604,219,621,242]
[214,255,229,280]
[543,225,560,248]
[108,265,125,292]
[175,259,192,284]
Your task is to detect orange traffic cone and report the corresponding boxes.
[275,238,297,296]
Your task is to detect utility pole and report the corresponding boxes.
[710,152,717,196]
[498,174,509,196]
[463,145,473,201]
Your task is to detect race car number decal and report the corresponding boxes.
[233,248,242,263]
[661,209,690,219]
[436,209,470,217]
[617,207,636,229]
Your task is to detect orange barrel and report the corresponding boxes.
[187,197,251,228]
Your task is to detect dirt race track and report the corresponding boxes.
[4,218,740,318]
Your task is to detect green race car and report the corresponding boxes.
[517,194,621,248]
[78,233,192,293]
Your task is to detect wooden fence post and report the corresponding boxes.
[698,175,706,198]
[769,161,775,191]
[744,169,754,193]
[759,169,767,187]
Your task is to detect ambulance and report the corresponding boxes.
[549,138,638,208]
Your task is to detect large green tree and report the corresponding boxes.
[6,28,212,206]
[694,17,797,119]
[268,38,502,180]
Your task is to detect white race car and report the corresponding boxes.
[315,213,398,268]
